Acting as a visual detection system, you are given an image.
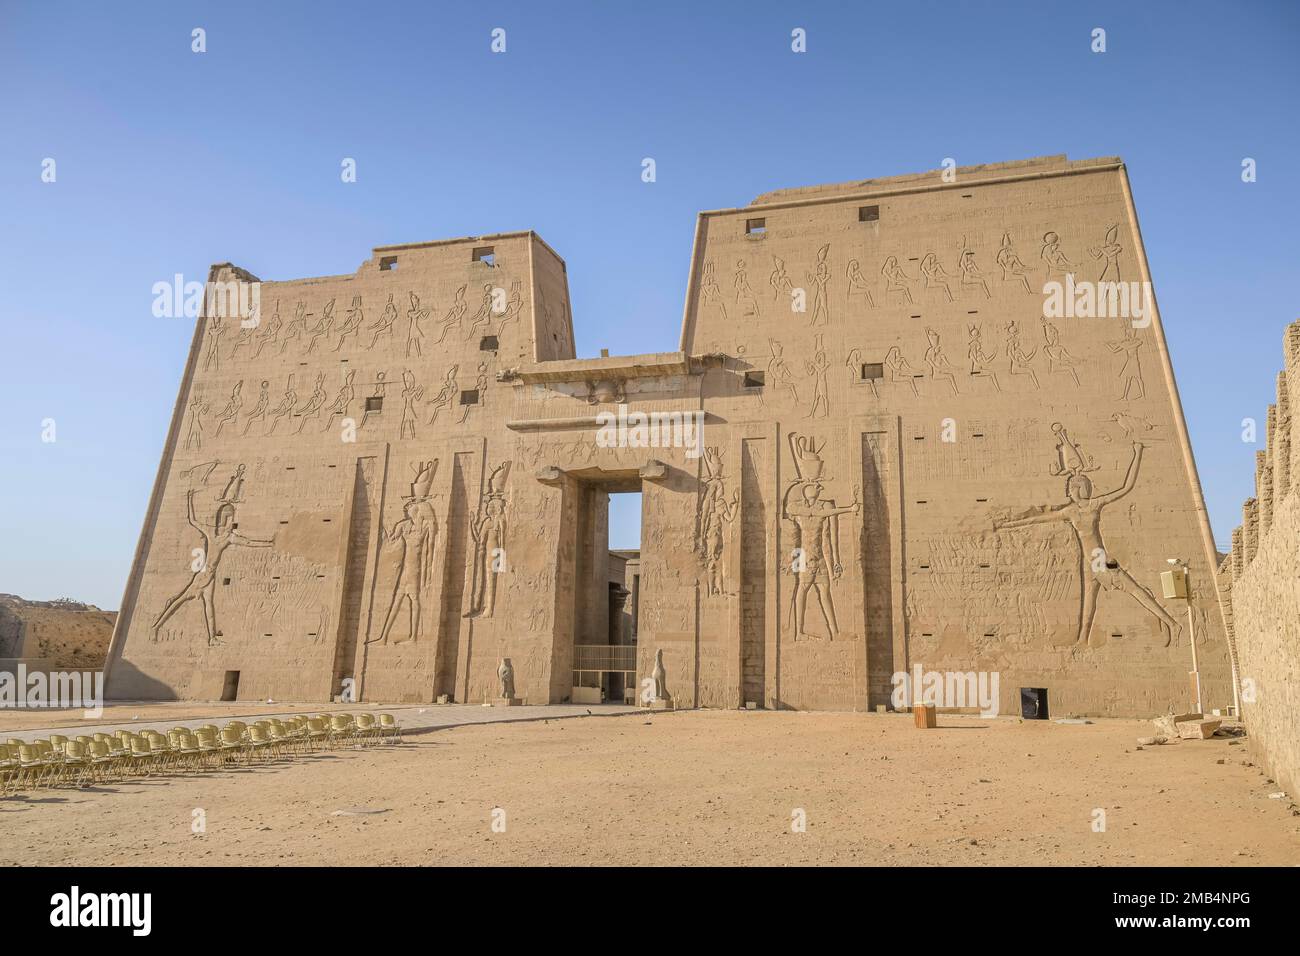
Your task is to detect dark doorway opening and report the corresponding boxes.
[221,670,240,701]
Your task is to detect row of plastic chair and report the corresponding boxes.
[0,712,401,795]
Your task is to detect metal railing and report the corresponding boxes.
[572,645,637,672]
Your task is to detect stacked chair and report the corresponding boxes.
[0,711,401,796]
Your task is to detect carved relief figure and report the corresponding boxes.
[459,364,488,424]
[293,373,327,434]
[920,252,955,301]
[958,240,991,298]
[373,461,440,645]
[767,338,800,404]
[264,375,298,436]
[696,447,739,597]
[360,372,386,429]
[425,365,459,425]
[846,258,876,308]
[769,255,793,302]
[322,369,356,432]
[1004,320,1040,389]
[923,328,959,395]
[152,474,275,646]
[731,260,759,318]
[431,284,467,346]
[1040,231,1074,283]
[996,232,1033,293]
[846,348,878,399]
[881,256,914,304]
[306,298,336,353]
[212,381,244,437]
[465,462,512,619]
[993,434,1180,647]
[240,380,270,436]
[966,325,1001,392]
[1089,224,1123,283]
[1041,318,1082,386]
[701,261,728,322]
[497,280,524,332]
[252,301,282,359]
[228,307,258,360]
[366,294,398,349]
[332,296,364,352]
[184,393,209,451]
[783,434,860,641]
[202,317,224,372]
[466,282,496,340]
[1106,325,1146,401]
[399,369,423,439]
[885,345,919,396]
[807,244,831,326]
[805,334,831,418]
[279,301,310,354]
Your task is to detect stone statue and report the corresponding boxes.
[497,658,516,700]
[652,648,670,702]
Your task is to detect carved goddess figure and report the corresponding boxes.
[293,373,327,434]
[1004,321,1040,388]
[431,285,468,346]
[240,380,270,436]
[923,327,959,395]
[996,232,1033,293]
[1040,231,1074,283]
[920,252,955,301]
[366,294,398,348]
[769,255,793,302]
[885,345,919,396]
[264,375,298,436]
[846,258,876,308]
[958,243,991,298]
[332,296,364,352]
[305,298,336,353]
[881,256,914,304]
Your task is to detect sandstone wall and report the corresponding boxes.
[1228,318,1300,800]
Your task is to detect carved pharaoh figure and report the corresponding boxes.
[993,435,1181,647]
[996,232,1033,293]
[152,478,275,646]
[783,434,860,641]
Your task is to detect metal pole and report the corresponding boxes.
[1185,565,1202,714]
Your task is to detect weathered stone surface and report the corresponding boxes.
[102,155,1233,716]
[1177,718,1222,740]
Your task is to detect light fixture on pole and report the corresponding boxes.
[1161,558,1202,714]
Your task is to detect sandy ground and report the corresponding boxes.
[2,710,1295,866]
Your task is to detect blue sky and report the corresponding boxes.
[1,1,1296,608]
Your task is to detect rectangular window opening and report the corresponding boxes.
[861,362,884,380]
[858,205,880,222]
[480,335,499,351]
[365,396,383,412]
[472,246,495,266]
[745,217,766,235]
[379,256,398,272]
[460,389,480,406]
[743,370,765,388]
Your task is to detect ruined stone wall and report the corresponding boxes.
[1229,319,1300,800]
